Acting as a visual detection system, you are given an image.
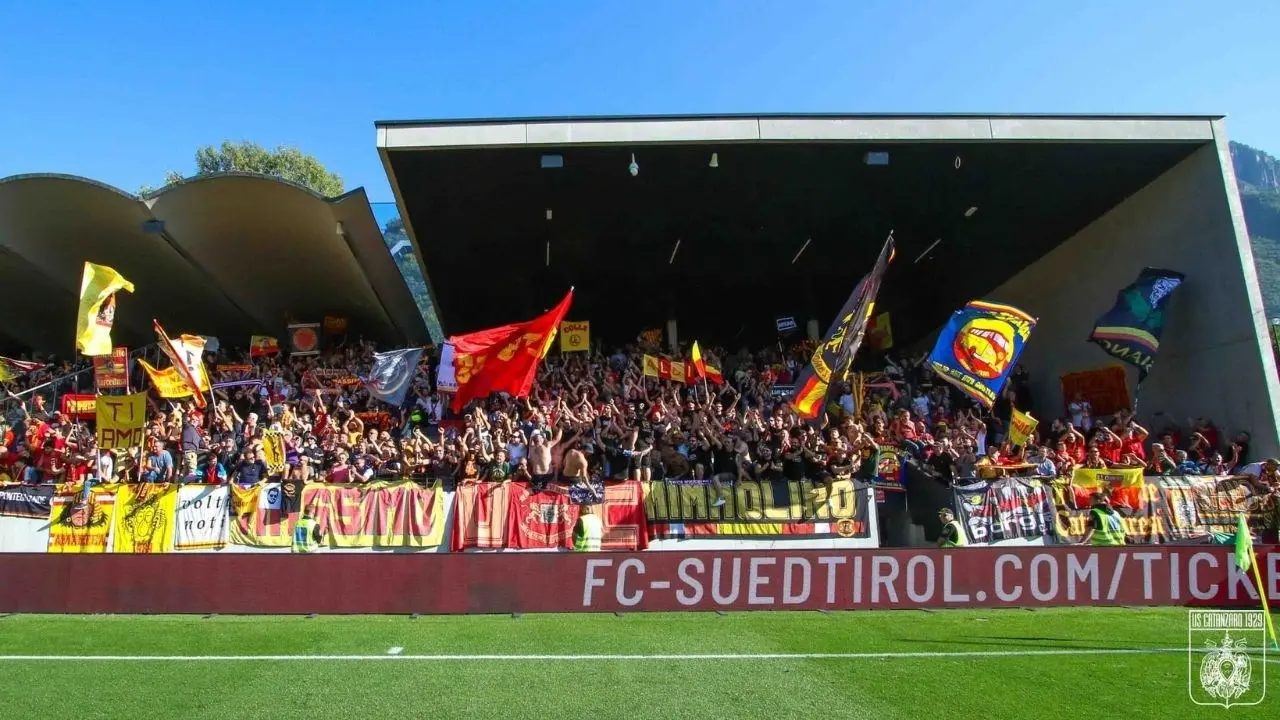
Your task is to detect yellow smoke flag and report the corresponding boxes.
[75,262,134,356]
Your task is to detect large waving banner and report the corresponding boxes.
[1088,267,1184,381]
[231,482,445,549]
[505,481,647,551]
[47,491,116,553]
[175,485,229,551]
[951,478,1055,546]
[644,477,877,549]
[928,300,1036,407]
[113,483,178,553]
[451,482,511,551]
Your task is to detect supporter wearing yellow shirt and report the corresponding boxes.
[974,445,1003,479]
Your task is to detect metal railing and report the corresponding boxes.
[2,345,160,417]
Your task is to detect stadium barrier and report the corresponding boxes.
[0,471,1273,553]
[0,547,1275,614]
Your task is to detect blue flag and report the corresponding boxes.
[364,347,424,406]
[1088,268,1184,381]
[928,300,1036,407]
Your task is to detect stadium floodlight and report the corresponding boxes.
[914,238,942,264]
[965,206,978,217]
[709,152,719,168]
[791,238,811,264]
[864,151,889,166]
[629,153,639,177]
[540,154,563,169]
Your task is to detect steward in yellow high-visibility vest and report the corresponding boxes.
[292,507,322,553]
[1082,494,1126,547]
[573,503,603,552]
[937,508,968,548]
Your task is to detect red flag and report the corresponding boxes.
[705,365,724,385]
[449,290,573,412]
[657,357,672,380]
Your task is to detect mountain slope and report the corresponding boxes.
[1232,141,1280,316]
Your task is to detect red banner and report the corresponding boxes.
[59,393,96,419]
[1061,366,1130,417]
[456,481,647,551]
[507,484,580,550]
[93,347,128,390]
[1,547,1275,614]
[451,482,511,551]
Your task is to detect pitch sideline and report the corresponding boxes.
[0,648,1277,662]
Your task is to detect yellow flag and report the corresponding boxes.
[643,355,659,378]
[138,358,194,398]
[75,262,134,356]
[112,483,178,553]
[1008,408,1038,448]
[670,361,687,383]
[559,321,590,352]
[96,393,147,449]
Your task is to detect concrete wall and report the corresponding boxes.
[988,123,1280,456]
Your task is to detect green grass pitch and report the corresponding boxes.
[0,608,1277,719]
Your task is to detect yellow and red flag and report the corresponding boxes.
[670,361,687,384]
[449,290,574,412]
[690,341,706,379]
[250,335,280,357]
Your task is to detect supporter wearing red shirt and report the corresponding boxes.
[1118,422,1149,462]
[1093,427,1123,465]
[1060,425,1086,464]
[890,410,916,443]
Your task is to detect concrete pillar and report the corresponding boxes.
[666,319,678,354]
[807,318,820,342]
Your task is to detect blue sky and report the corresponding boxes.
[2,0,1277,202]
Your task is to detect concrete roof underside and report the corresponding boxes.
[0,174,429,355]
[376,113,1219,349]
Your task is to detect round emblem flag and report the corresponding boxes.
[291,325,319,354]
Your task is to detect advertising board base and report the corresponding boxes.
[0,547,1276,615]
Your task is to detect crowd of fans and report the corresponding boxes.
[0,338,1275,497]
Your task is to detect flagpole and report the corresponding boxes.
[1246,541,1279,649]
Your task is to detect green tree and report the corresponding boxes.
[147,141,344,197]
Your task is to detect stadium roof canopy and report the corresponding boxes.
[0,173,429,355]
[376,113,1220,351]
